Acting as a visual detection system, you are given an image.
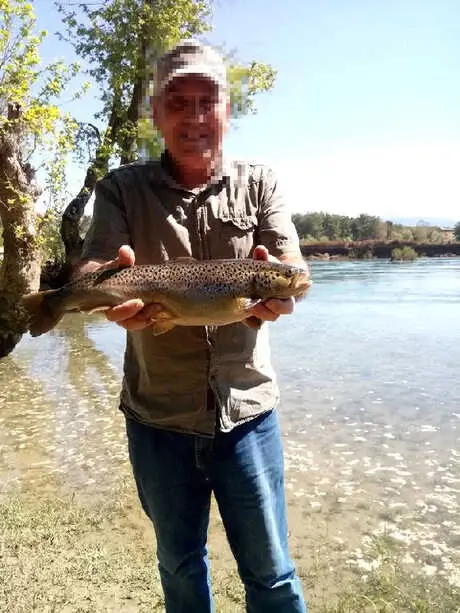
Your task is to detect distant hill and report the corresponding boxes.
[388,216,457,228]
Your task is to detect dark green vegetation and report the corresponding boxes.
[292,212,456,244]
[455,221,460,242]
[300,240,460,260]
[391,246,418,261]
[291,213,459,260]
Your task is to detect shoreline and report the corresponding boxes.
[300,239,460,260]
[2,257,459,611]
[1,480,458,612]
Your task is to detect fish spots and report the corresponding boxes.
[87,258,305,301]
[24,256,310,335]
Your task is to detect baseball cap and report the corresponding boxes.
[153,39,227,96]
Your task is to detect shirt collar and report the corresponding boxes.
[158,148,230,193]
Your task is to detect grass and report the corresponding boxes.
[0,482,459,613]
[317,535,460,613]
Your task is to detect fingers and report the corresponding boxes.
[252,245,269,261]
[251,246,295,322]
[95,244,135,274]
[265,297,295,315]
[250,298,295,322]
[250,302,279,322]
[105,299,145,323]
[100,245,158,331]
[252,245,279,263]
[105,301,166,331]
[117,244,135,267]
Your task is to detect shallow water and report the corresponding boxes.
[1,256,459,583]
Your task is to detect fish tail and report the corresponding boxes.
[21,289,65,337]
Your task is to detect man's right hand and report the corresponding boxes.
[98,245,164,331]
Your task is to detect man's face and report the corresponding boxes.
[153,75,229,170]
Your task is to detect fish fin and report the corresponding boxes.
[21,289,64,337]
[242,316,263,330]
[150,308,175,320]
[236,297,261,312]
[239,299,262,329]
[91,265,129,286]
[85,305,112,314]
[150,320,176,336]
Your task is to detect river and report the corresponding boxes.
[1,256,459,584]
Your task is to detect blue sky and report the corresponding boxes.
[34,0,460,221]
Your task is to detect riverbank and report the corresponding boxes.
[1,482,458,613]
[2,258,459,612]
[23,240,460,290]
[300,239,460,260]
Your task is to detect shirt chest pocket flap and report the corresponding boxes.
[215,193,259,258]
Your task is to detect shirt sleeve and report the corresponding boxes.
[81,172,132,262]
[256,167,302,259]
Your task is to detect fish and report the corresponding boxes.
[21,257,312,338]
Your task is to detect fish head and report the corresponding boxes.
[253,262,312,300]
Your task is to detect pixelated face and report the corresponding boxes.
[153,75,229,170]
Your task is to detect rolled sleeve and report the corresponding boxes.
[256,167,302,258]
[81,173,131,262]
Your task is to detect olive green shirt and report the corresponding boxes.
[81,152,302,437]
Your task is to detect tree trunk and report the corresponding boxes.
[59,165,100,269]
[0,104,42,358]
[59,103,124,276]
[59,7,149,274]
[119,63,145,166]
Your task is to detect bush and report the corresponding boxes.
[391,246,418,261]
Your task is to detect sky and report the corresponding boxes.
[33,0,460,222]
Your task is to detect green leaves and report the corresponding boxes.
[55,0,215,162]
[0,0,82,151]
[56,0,211,110]
[0,3,44,111]
[293,212,456,244]
[0,0,85,266]
[227,60,277,118]
[55,0,277,163]
[454,221,460,242]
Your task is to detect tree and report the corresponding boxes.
[291,214,308,239]
[385,220,393,240]
[426,228,444,243]
[0,0,79,357]
[55,0,277,269]
[351,214,381,241]
[454,221,460,242]
[323,213,341,240]
[337,215,352,241]
[413,225,429,243]
[304,212,324,239]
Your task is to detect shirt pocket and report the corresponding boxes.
[215,210,259,259]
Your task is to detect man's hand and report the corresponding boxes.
[87,244,300,330]
[101,245,164,331]
[249,245,295,323]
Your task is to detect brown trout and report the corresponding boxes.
[21,257,312,337]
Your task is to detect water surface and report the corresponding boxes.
[1,257,459,582]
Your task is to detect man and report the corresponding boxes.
[77,39,308,613]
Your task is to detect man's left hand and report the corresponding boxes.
[249,245,295,323]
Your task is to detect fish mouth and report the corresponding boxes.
[271,272,311,299]
[291,273,312,299]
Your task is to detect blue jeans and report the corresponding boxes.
[125,408,307,613]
